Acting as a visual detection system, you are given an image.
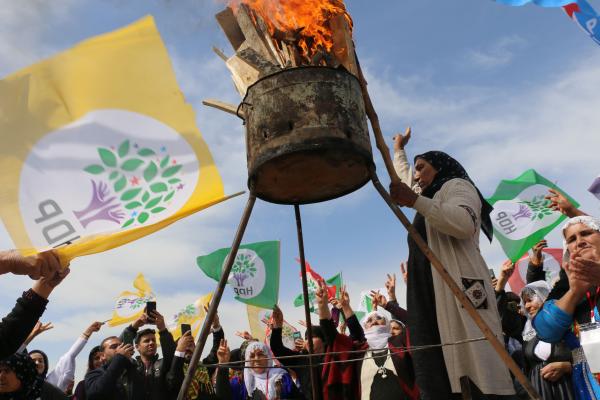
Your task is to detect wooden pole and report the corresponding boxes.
[177,194,257,400]
[294,205,320,400]
[358,58,541,400]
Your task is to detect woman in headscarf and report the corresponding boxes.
[359,311,418,400]
[0,352,67,399]
[533,216,600,398]
[520,281,574,399]
[389,132,514,399]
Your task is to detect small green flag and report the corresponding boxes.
[488,169,579,262]
[293,271,342,313]
[197,241,280,309]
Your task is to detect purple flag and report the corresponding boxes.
[589,176,600,200]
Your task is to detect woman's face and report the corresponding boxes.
[565,223,600,261]
[92,352,104,370]
[523,295,542,318]
[390,321,403,337]
[248,349,268,374]
[29,353,45,376]
[0,365,21,393]
[414,158,437,191]
[364,314,386,330]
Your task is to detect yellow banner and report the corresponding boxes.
[168,292,213,341]
[107,273,155,327]
[0,16,240,265]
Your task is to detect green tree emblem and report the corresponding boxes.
[231,253,257,287]
[83,140,184,228]
[518,195,554,221]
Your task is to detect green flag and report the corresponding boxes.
[293,271,342,313]
[488,169,579,262]
[197,241,280,308]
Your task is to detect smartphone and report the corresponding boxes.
[146,301,156,323]
[292,331,302,340]
[181,323,192,336]
[488,268,496,279]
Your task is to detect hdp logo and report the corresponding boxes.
[227,249,266,299]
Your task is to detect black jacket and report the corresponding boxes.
[0,289,48,359]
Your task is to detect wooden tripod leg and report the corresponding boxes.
[371,176,540,400]
[177,194,257,400]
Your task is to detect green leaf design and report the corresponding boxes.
[164,191,175,202]
[109,171,119,180]
[84,165,104,174]
[121,159,144,172]
[118,140,130,158]
[160,155,170,169]
[125,201,142,210]
[98,148,117,167]
[168,178,181,184]
[121,188,142,201]
[144,162,158,182]
[162,164,182,178]
[114,175,127,192]
[150,182,168,193]
[137,212,149,224]
[142,191,150,202]
[145,196,163,209]
[123,218,135,228]
[151,207,166,214]
[138,148,155,157]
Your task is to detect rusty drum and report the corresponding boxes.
[241,66,373,204]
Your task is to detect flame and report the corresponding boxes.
[229,0,353,62]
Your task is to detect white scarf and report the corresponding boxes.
[362,311,392,349]
[244,342,287,399]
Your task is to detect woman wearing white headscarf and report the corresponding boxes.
[358,310,418,400]
[520,281,574,399]
[533,216,600,399]
[241,341,301,400]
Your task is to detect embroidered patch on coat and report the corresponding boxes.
[461,278,488,309]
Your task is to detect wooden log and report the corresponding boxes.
[202,99,245,119]
[330,15,358,76]
[235,4,279,65]
[236,42,280,75]
[252,9,286,67]
[212,46,228,62]
[215,7,245,51]
[226,54,260,96]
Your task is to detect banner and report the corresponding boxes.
[167,292,213,341]
[488,169,578,261]
[197,241,280,308]
[108,273,155,327]
[507,248,563,293]
[247,305,299,350]
[564,1,600,46]
[293,263,341,313]
[0,16,238,265]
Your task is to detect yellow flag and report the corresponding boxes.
[168,292,213,341]
[107,273,155,327]
[0,16,240,265]
[247,304,268,342]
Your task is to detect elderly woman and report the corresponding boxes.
[533,216,600,398]
[0,352,67,399]
[520,281,574,399]
[388,133,514,399]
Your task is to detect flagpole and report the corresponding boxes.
[177,194,257,400]
[294,205,320,400]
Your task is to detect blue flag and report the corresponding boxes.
[564,0,600,46]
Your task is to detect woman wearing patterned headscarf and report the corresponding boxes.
[389,133,513,399]
[0,352,67,399]
[520,281,574,399]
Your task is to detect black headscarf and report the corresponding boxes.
[87,346,102,372]
[414,151,493,242]
[0,353,44,400]
[27,350,48,378]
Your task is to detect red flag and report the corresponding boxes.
[507,248,563,294]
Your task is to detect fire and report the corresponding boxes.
[229,0,353,62]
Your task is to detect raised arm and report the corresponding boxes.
[392,129,416,188]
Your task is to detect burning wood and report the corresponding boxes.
[215,0,356,97]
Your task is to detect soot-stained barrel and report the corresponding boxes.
[241,66,374,205]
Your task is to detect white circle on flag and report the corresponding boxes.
[227,248,266,300]
[19,109,199,248]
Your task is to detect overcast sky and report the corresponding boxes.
[1,0,599,384]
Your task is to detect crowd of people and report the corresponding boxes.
[1,133,599,399]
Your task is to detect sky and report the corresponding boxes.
[1,0,600,385]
